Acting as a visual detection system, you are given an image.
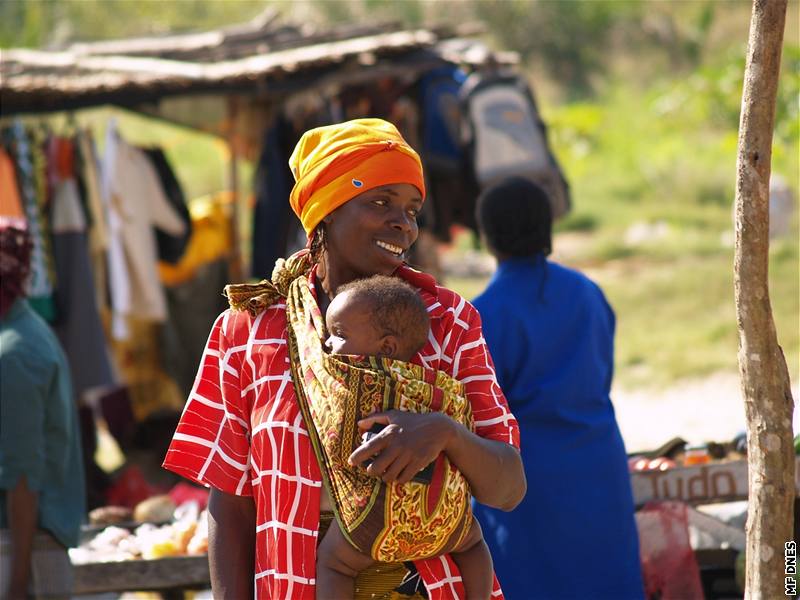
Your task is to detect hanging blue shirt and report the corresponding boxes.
[473,257,643,600]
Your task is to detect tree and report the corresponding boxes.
[733,0,794,598]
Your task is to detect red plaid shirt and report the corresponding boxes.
[163,266,520,599]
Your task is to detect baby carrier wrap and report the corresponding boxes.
[226,251,474,562]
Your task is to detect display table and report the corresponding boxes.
[71,456,800,596]
[73,555,209,595]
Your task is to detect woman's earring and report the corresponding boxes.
[310,225,327,265]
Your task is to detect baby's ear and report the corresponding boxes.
[379,335,399,358]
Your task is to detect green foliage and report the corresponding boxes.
[0,0,57,48]
[554,213,597,234]
[775,44,800,150]
[361,0,424,26]
[473,0,640,98]
[0,0,266,47]
[534,51,799,386]
[309,0,357,27]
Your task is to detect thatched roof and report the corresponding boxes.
[0,11,503,116]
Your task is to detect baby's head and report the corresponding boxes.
[325,275,429,361]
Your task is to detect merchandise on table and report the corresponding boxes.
[71,499,209,564]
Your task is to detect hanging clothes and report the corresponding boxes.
[0,148,25,219]
[250,114,297,278]
[1,123,56,321]
[100,122,187,339]
[140,147,192,264]
[161,258,229,398]
[158,192,232,397]
[107,316,186,421]
[158,191,231,287]
[49,136,116,401]
[75,131,108,253]
[75,130,110,314]
[29,127,59,316]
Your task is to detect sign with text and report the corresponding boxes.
[631,457,800,506]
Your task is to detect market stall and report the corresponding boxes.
[629,440,800,599]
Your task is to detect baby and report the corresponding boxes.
[318,274,493,600]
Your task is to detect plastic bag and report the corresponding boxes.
[636,501,705,600]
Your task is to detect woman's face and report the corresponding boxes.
[322,183,422,283]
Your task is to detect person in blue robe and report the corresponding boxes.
[472,177,644,600]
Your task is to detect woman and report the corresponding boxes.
[163,119,525,599]
[471,177,644,600]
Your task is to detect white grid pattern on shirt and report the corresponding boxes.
[424,556,463,596]
[284,411,311,598]
[254,570,314,585]
[256,520,319,537]
[170,432,246,469]
[245,309,320,596]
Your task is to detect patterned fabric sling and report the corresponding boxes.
[226,250,475,563]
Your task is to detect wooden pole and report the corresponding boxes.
[734,1,794,597]
[227,95,243,282]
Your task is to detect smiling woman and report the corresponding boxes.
[163,118,525,600]
[318,184,422,299]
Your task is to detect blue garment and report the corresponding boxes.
[473,257,643,600]
[0,300,86,548]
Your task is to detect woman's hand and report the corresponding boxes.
[348,411,455,485]
[349,409,526,511]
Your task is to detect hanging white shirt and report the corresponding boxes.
[101,124,186,339]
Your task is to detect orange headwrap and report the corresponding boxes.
[288,118,425,235]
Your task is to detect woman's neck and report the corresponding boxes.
[315,278,332,317]
[315,251,390,315]
[314,252,351,316]
[496,252,547,265]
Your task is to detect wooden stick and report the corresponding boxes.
[227,95,243,283]
[734,1,794,597]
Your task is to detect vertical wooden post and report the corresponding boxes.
[734,1,794,598]
[227,95,243,282]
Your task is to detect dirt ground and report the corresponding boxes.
[612,371,799,454]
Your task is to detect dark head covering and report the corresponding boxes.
[0,219,33,317]
[475,177,552,258]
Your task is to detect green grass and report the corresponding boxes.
[554,212,598,233]
[446,234,797,390]
[444,275,491,303]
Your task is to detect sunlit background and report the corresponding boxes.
[2,0,797,450]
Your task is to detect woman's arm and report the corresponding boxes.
[445,416,527,510]
[350,411,526,511]
[208,488,256,599]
